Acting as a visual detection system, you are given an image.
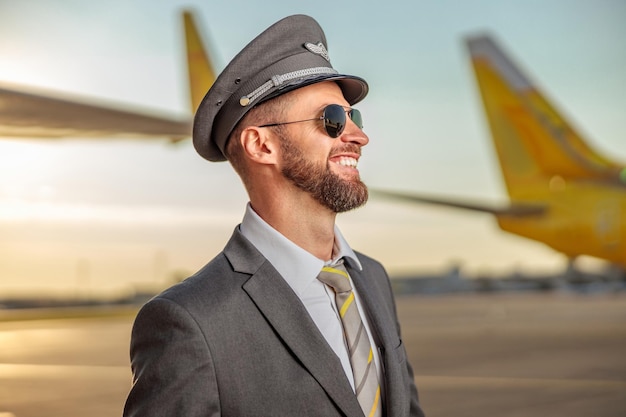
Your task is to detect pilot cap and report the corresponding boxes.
[193,14,369,162]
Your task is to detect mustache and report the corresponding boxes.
[329,144,361,157]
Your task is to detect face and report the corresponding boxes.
[273,82,370,213]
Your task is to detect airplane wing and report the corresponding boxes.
[0,84,191,141]
[369,188,547,217]
[0,10,216,142]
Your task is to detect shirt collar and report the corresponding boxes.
[239,203,362,296]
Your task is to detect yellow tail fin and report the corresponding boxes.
[183,11,217,113]
[466,35,626,201]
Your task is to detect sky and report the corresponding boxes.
[0,0,625,296]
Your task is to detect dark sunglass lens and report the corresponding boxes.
[323,104,346,138]
[349,108,363,129]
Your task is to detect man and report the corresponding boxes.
[124,14,425,417]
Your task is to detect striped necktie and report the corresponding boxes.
[317,259,382,417]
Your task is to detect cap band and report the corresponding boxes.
[239,66,338,107]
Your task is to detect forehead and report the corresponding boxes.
[284,81,348,114]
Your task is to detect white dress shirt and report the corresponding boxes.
[239,203,382,391]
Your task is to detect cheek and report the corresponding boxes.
[300,122,328,142]
[300,141,331,162]
[283,125,333,162]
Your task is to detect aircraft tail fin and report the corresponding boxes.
[183,11,217,113]
[466,34,625,200]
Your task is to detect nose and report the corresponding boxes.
[340,118,369,146]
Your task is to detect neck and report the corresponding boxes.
[249,187,337,261]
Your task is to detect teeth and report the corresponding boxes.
[337,157,358,168]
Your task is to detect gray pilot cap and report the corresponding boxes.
[192,14,369,162]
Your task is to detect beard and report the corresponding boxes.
[279,135,368,213]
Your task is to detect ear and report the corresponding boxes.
[240,126,280,165]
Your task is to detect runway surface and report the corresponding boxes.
[1,292,625,416]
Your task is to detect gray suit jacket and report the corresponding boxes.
[124,228,425,417]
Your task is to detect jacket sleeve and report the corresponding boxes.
[123,297,220,417]
[387,279,424,417]
[404,342,426,417]
[385,274,426,417]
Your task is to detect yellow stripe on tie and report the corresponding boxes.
[322,266,349,279]
[368,347,374,364]
[368,386,381,417]
[339,292,355,318]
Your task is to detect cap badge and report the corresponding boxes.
[304,42,330,62]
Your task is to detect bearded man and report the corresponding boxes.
[124,14,425,417]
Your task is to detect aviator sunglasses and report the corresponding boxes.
[258,104,363,138]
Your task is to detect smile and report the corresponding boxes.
[336,156,358,168]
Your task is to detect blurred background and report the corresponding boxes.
[0,1,625,416]
[1,0,624,297]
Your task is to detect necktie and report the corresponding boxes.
[317,259,382,417]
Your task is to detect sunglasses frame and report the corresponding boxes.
[258,104,362,138]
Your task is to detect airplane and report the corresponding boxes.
[0,11,214,142]
[372,34,626,270]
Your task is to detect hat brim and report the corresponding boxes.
[259,73,369,107]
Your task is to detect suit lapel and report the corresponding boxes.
[347,263,396,345]
[224,230,364,417]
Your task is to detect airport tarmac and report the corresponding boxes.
[0,292,625,417]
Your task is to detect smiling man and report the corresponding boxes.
[124,14,425,417]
